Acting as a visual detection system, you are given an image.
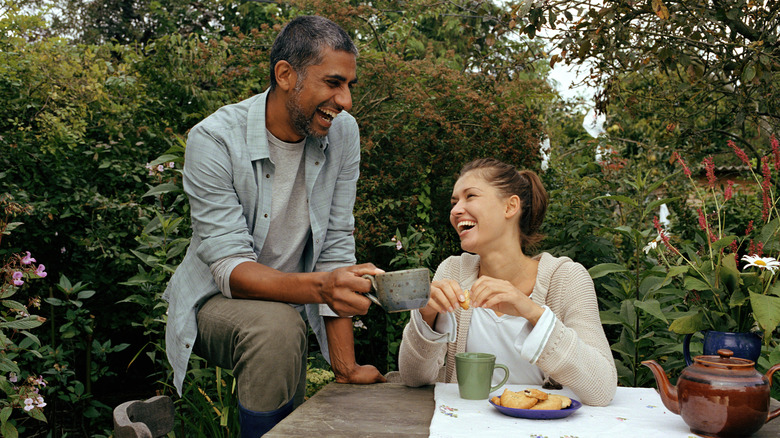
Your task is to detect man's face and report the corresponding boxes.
[286,47,358,138]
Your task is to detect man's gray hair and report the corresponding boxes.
[269,15,358,89]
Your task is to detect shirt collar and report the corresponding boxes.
[247,89,329,161]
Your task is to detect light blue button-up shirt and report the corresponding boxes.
[163,89,360,395]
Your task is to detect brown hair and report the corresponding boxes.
[459,157,548,253]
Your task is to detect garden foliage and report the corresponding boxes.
[1,0,778,436]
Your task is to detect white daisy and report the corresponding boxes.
[741,255,780,273]
[643,235,662,254]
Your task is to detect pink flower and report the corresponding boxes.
[12,271,24,286]
[761,156,771,221]
[21,251,36,265]
[9,373,17,383]
[724,180,734,202]
[703,156,716,188]
[728,140,750,165]
[672,152,691,178]
[157,164,165,172]
[23,398,34,412]
[697,208,708,231]
[35,265,47,278]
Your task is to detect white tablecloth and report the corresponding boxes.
[430,383,699,438]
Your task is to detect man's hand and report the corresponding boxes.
[334,364,386,384]
[324,316,387,385]
[321,263,384,316]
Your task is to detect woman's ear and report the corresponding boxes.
[505,195,521,219]
[274,60,297,92]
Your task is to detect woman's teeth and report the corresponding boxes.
[458,220,476,232]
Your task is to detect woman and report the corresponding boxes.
[398,158,616,406]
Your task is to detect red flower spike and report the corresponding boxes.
[728,140,750,165]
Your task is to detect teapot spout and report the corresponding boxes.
[641,360,680,414]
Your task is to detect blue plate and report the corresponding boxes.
[489,397,582,420]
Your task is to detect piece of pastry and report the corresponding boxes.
[490,396,501,405]
[530,397,563,410]
[523,388,549,401]
[460,289,471,310]
[548,394,572,408]
[499,388,537,409]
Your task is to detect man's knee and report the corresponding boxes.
[237,305,307,361]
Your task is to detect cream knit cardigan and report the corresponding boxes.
[398,252,617,406]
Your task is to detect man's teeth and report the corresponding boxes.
[458,221,476,231]
[319,108,338,120]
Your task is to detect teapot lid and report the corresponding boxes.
[694,349,754,368]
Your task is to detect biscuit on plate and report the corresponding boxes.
[548,394,572,408]
[530,397,563,410]
[523,388,548,401]
[499,389,537,409]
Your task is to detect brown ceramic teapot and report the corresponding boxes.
[642,349,780,437]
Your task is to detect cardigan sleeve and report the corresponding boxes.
[535,261,617,406]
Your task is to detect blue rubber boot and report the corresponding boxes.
[239,399,294,438]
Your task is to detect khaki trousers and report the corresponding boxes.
[194,294,308,412]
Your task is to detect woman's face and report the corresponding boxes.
[449,171,514,253]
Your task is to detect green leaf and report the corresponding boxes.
[588,263,629,279]
[634,299,668,323]
[599,310,625,325]
[750,292,780,334]
[719,255,740,293]
[742,64,756,82]
[142,183,181,197]
[684,276,711,291]
[77,290,96,300]
[669,311,707,334]
[0,316,44,330]
[592,194,638,207]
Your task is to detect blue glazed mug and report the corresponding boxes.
[683,330,762,366]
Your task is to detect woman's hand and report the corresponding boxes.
[470,276,544,325]
[419,279,465,329]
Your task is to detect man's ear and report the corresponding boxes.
[505,195,521,219]
[274,60,296,92]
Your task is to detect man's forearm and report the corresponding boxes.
[324,316,358,381]
[229,261,327,303]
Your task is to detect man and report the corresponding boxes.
[163,16,385,437]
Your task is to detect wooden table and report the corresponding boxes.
[265,383,434,437]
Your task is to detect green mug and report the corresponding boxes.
[455,352,510,400]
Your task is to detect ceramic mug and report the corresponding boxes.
[455,352,510,400]
[362,268,432,312]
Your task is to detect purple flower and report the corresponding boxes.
[23,398,34,411]
[21,251,36,265]
[12,271,24,286]
[35,265,47,278]
[9,372,17,383]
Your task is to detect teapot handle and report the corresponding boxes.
[767,363,780,423]
[683,333,695,366]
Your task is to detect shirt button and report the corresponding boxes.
[185,343,190,349]
[264,214,268,218]
[266,174,270,178]
[315,161,319,165]
[316,239,320,244]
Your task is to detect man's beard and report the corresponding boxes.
[286,81,325,139]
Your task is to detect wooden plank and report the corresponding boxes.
[266,383,434,437]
